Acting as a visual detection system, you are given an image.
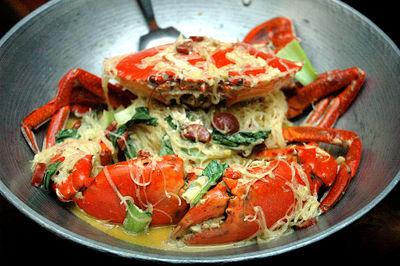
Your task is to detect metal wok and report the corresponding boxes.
[0,0,399,263]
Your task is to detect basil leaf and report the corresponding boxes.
[182,160,229,206]
[123,201,153,233]
[159,134,174,156]
[41,160,62,191]
[211,129,270,147]
[55,129,80,143]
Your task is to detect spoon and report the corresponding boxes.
[137,0,183,51]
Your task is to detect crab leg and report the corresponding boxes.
[21,68,134,153]
[286,67,365,122]
[304,68,366,128]
[21,69,93,153]
[243,17,297,52]
[281,126,362,211]
[245,18,365,128]
[21,101,56,153]
[63,68,135,109]
[44,105,70,149]
[309,97,341,128]
[304,96,332,126]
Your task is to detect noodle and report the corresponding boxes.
[29,35,326,248]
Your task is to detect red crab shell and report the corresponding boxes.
[103,37,303,107]
[73,154,188,226]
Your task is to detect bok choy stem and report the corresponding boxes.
[276,39,319,85]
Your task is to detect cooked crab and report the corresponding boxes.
[102,36,303,108]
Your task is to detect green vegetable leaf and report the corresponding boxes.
[182,160,229,206]
[186,112,196,121]
[123,201,153,233]
[211,129,270,147]
[130,107,158,126]
[276,39,319,86]
[99,109,115,129]
[109,107,158,147]
[124,139,137,160]
[201,160,229,181]
[159,134,175,156]
[181,148,205,160]
[41,160,62,191]
[114,104,136,126]
[164,115,177,130]
[55,129,80,143]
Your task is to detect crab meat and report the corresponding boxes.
[103,36,303,107]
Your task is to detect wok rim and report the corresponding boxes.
[1,0,399,263]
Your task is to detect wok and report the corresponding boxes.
[0,0,399,263]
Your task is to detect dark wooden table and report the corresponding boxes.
[1,1,399,264]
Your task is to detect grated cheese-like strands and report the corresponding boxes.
[103,167,129,210]
[224,159,321,243]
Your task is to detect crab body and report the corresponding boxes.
[103,37,303,107]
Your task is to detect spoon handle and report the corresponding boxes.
[137,0,159,30]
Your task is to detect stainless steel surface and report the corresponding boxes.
[137,0,182,51]
[0,0,399,263]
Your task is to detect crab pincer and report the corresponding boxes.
[73,154,189,226]
[172,126,361,245]
[172,162,299,245]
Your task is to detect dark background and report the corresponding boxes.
[1,0,399,264]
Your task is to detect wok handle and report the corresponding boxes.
[137,0,159,31]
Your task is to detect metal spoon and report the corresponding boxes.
[137,0,183,51]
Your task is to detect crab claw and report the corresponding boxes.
[281,126,362,211]
[243,17,298,52]
[173,162,297,245]
[172,182,230,238]
[53,154,94,202]
[258,142,338,194]
[103,37,302,108]
[74,154,189,226]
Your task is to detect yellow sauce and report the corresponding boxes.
[70,205,175,249]
[70,205,245,251]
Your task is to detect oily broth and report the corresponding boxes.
[70,205,173,249]
[70,205,247,251]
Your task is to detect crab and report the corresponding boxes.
[21,68,136,154]
[22,16,365,246]
[172,126,361,244]
[102,36,303,108]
